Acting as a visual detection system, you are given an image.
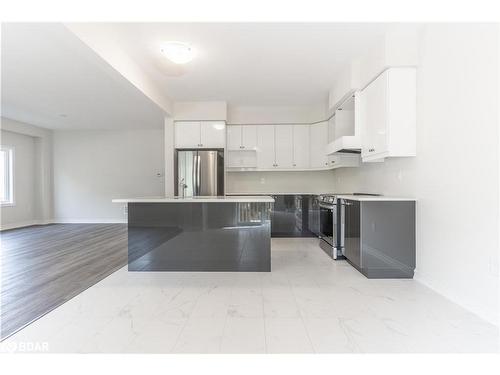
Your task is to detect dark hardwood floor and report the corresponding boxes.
[0,223,127,340]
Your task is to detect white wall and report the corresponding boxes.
[53,129,165,222]
[226,170,337,194]
[0,117,53,229]
[228,104,326,124]
[333,24,499,325]
[174,101,227,121]
[0,130,36,227]
[164,117,175,196]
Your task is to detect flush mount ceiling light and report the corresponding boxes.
[160,41,195,64]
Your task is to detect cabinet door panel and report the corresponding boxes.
[241,125,257,150]
[256,125,275,169]
[361,71,388,158]
[275,125,293,169]
[309,121,329,168]
[226,125,242,150]
[293,125,310,168]
[200,121,226,148]
[175,121,200,148]
[343,200,361,268]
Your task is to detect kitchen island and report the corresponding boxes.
[112,196,274,272]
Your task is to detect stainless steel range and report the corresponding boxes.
[318,193,380,260]
[318,194,344,260]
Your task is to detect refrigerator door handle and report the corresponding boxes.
[196,154,201,195]
[192,152,198,196]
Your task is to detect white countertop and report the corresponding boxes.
[336,194,417,201]
[226,192,334,195]
[112,196,275,203]
[226,192,416,201]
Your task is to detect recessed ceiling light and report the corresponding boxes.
[160,41,195,64]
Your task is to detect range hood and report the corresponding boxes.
[326,92,361,155]
[326,136,361,154]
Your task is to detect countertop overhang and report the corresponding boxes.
[112,196,275,203]
[335,195,417,201]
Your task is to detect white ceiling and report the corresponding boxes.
[1,23,393,130]
[70,23,390,106]
[1,23,165,130]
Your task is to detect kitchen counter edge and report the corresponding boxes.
[112,196,275,203]
[335,195,417,201]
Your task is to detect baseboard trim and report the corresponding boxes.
[1,218,127,230]
[51,218,128,224]
[414,268,499,327]
[0,219,50,231]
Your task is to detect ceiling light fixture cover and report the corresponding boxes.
[160,41,195,64]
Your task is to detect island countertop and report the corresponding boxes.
[335,194,417,201]
[112,195,275,203]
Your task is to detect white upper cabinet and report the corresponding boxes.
[175,121,225,148]
[200,121,226,148]
[226,125,242,150]
[256,125,276,169]
[359,68,416,162]
[226,125,257,151]
[175,121,201,148]
[310,121,329,168]
[274,125,294,169]
[242,125,257,150]
[292,125,310,168]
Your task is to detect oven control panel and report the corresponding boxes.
[319,195,336,204]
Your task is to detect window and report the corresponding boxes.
[0,146,14,205]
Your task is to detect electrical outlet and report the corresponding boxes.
[397,170,403,182]
[489,256,499,277]
[123,205,128,215]
[260,177,265,184]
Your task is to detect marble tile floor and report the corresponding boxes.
[2,238,498,353]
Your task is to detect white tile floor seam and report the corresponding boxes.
[2,238,498,353]
[165,303,191,353]
[289,277,319,353]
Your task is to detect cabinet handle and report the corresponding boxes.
[331,160,335,164]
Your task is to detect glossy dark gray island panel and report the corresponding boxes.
[127,202,272,272]
[343,199,416,278]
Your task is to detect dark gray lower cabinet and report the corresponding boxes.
[307,195,320,236]
[344,200,361,268]
[343,199,416,278]
[270,195,316,237]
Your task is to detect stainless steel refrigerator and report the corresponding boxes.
[174,149,224,197]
